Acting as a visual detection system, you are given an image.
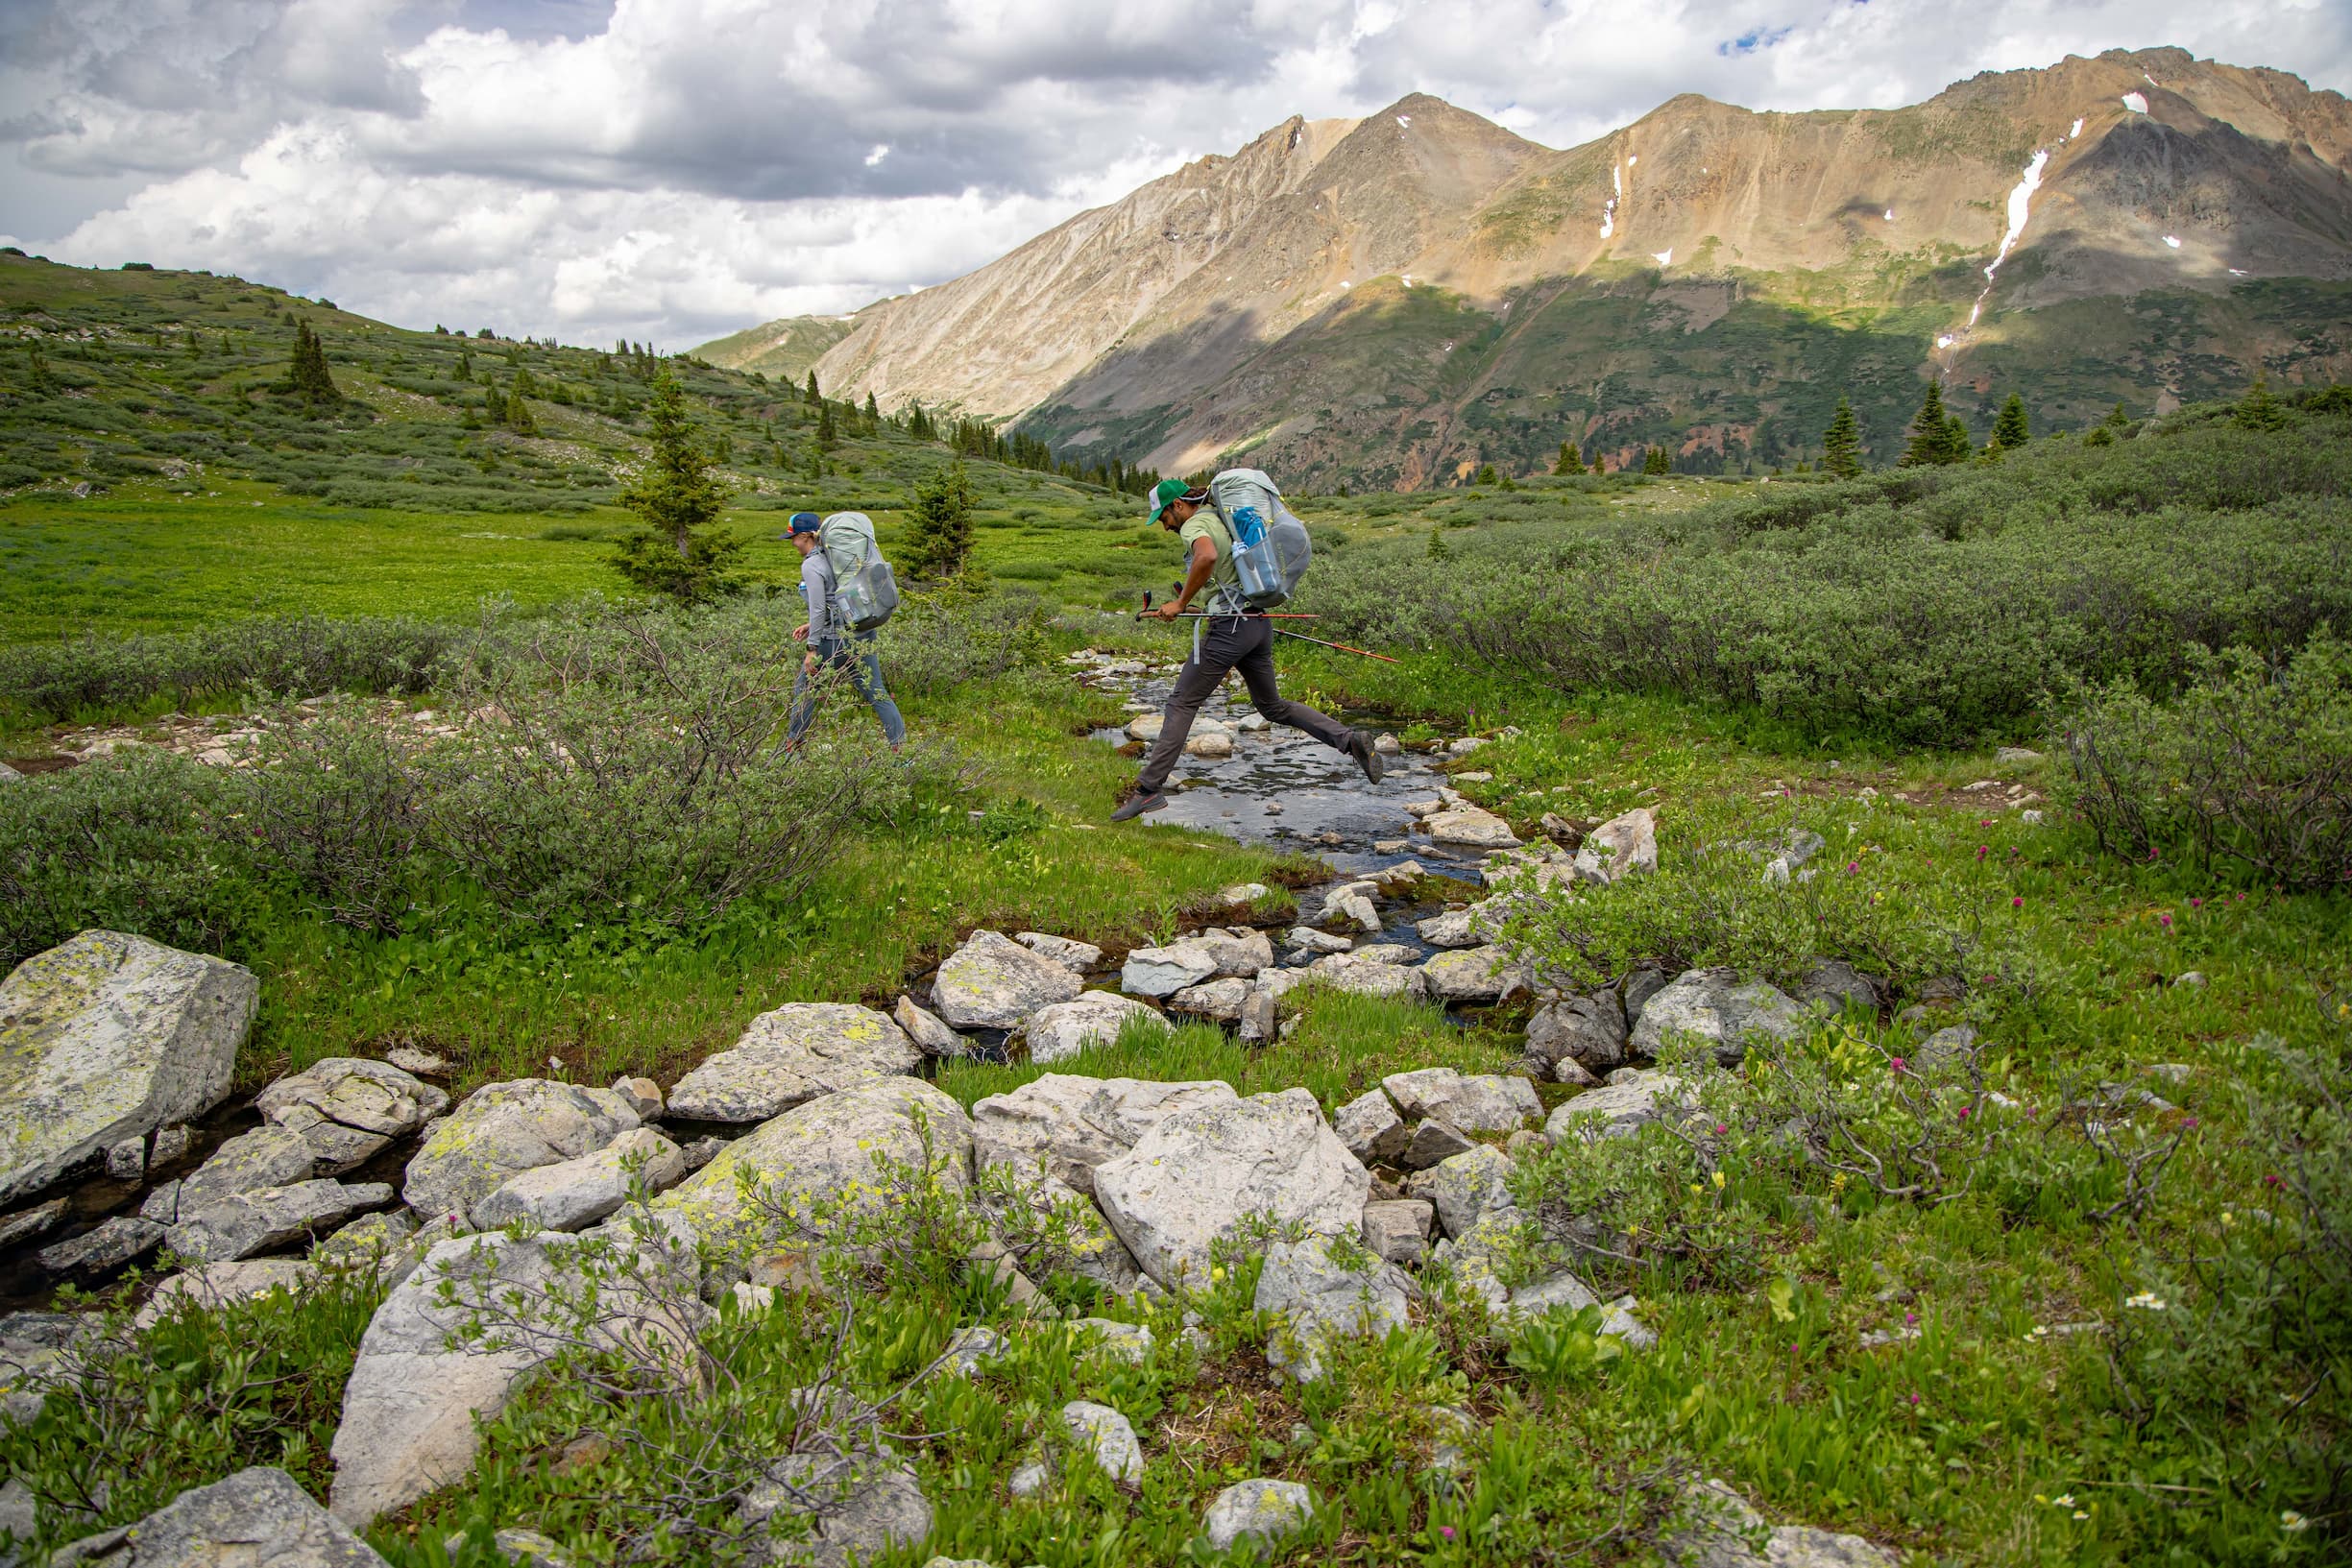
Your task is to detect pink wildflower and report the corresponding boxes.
[2013,896,2025,908]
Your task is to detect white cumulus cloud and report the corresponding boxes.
[0,0,2342,348]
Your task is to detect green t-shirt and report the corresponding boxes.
[1178,508,1243,608]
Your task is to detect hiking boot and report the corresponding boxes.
[1110,790,1169,822]
[1346,730,1387,785]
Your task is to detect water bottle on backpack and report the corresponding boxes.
[814,512,900,632]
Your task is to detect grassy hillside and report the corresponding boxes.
[0,257,1200,637]
[691,314,859,380]
[0,255,1736,640]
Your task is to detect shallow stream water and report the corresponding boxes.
[1074,656,1491,964]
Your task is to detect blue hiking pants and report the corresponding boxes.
[788,634,906,747]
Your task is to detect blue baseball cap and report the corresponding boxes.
[787,512,822,535]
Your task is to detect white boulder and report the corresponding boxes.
[1630,969,1806,1065]
[1060,1400,1145,1484]
[972,1073,1238,1195]
[0,930,257,1206]
[1025,991,1166,1065]
[740,1452,934,1568]
[654,1077,973,1255]
[1381,1067,1540,1133]
[1016,932,1103,973]
[1544,1068,1698,1141]
[1426,807,1521,850]
[667,1003,919,1122]
[402,1079,642,1227]
[1572,807,1658,885]
[1305,953,1427,1001]
[473,1126,688,1232]
[1331,1090,1409,1165]
[100,1466,393,1566]
[1092,1089,1369,1290]
[1405,1145,1516,1239]
[1119,942,1220,999]
[329,1225,691,1526]
[1254,1234,1412,1380]
[1170,977,1251,1022]
[893,996,969,1057]
[1202,1479,1315,1553]
[255,1057,449,1175]
[1419,946,1529,1003]
[172,1179,393,1265]
[932,929,1084,1029]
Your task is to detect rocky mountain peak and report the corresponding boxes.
[766,51,2352,489]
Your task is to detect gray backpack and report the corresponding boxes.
[1206,469,1312,610]
[817,512,900,632]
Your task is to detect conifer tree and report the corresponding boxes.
[1582,439,1604,472]
[282,321,338,407]
[803,371,820,406]
[1643,445,1672,475]
[2104,400,2134,429]
[1943,413,1972,463]
[1991,393,2030,449]
[1474,462,1498,486]
[903,460,978,582]
[1554,440,1575,476]
[816,399,838,451]
[1821,397,1862,477]
[864,392,880,434]
[610,371,741,604]
[2235,374,2289,432]
[1901,381,1956,467]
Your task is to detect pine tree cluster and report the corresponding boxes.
[281,320,338,408]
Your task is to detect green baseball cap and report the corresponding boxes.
[1146,477,1193,525]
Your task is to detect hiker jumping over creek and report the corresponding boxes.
[1112,472,1384,821]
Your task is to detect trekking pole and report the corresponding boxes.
[1267,625,1398,663]
[1132,591,1318,619]
[1131,591,1393,661]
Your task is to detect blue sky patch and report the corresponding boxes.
[1718,26,1795,56]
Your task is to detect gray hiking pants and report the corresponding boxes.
[1135,613,1353,794]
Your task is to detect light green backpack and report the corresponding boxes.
[817,512,900,632]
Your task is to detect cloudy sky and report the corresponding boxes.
[3,0,2345,350]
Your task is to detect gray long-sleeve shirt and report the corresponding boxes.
[799,548,839,643]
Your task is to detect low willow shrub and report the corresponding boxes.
[0,613,459,727]
[0,747,248,963]
[2055,631,2352,891]
[1492,801,2039,1005]
[873,589,1054,697]
[1305,412,2352,746]
[0,603,950,963]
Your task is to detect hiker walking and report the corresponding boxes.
[1113,474,1383,821]
[785,511,906,751]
